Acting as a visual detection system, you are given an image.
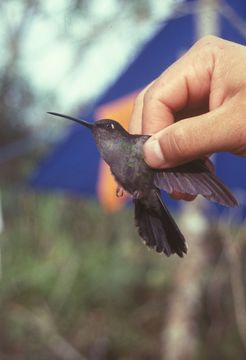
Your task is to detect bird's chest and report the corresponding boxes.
[111,146,153,195]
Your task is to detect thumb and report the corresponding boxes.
[143,107,235,168]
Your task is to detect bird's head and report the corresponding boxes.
[47,112,129,163]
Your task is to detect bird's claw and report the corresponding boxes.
[116,185,125,198]
[133,190,143,199]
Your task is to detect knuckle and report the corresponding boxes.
[162,125,189,164]
[143,87,155,104]
[194,35,220,48]
[192,35,225,59]
[171,125,188,155]
[191,35,225,72]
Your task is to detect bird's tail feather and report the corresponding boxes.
[134,190,187,257]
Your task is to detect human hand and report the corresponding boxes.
[129,36,246,171]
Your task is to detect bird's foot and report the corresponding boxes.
[116,185,125,198]
[133,190,143,199]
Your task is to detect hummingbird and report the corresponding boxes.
[47,112,238,257]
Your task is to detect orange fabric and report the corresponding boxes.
[95,92,138,212]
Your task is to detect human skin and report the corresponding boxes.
[129,35,246,170]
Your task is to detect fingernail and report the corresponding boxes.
[144,138,165,168]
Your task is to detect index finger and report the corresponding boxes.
[130,36,216,136]
[128,82,154,134]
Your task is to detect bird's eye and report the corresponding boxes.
[107,123,115,130]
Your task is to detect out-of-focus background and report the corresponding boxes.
[0,0,246,359]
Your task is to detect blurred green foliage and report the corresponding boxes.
[1,188,246,359]
[0,188,176,359]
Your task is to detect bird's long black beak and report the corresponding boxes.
[47,112,93,129]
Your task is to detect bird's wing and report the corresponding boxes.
[153,158,238,207]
